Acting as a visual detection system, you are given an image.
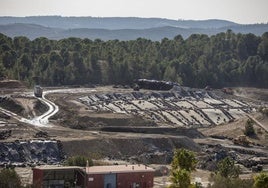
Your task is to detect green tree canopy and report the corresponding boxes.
[254,172,268,188]
[170,148,197,188]
[65,155,93,167]
[171,148,197,172]
[0,31,268,88]
[0,168,21,188]
[217,157,241,178]
[244,119,255,136]
[170,169,191,188]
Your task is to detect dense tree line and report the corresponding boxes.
[0,30,268,88]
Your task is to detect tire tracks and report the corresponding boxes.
[1,88,95,127]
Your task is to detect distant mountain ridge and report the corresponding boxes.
[0,16,267,40]
[0,16,238,29]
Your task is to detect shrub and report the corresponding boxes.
[170,149,197,188]
[259,107,268,117]
[171,148,197,172]
[254,172,268,188]
[208,173,254,188]
[65,155,93,167]
[217,157,241,178]
[0,168,21,188]
[244,119,255,136]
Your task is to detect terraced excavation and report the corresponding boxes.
[0,81,268,187]
[79,89,255,128]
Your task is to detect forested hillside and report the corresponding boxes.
[0,30,268,88]
[1,23,268,41]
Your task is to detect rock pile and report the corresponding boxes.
[0,140,65,167]
[0,130,11,140]
[34,131,49,138]
[198,144,268,171]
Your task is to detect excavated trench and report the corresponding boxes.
[79,89,255,128]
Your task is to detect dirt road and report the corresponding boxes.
[0,88,96,127]
[247,114,268,133]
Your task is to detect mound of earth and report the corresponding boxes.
[100,127,204,138]
[233,87,268,102]
[199,113,268,147]
[0,95,48,118]
[0,96,24,115]
[0,80,26,89]
[60,115,156,130]
[62,136,200,164]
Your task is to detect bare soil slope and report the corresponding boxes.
[1,85,268,178]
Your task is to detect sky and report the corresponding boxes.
[0,0,267,24]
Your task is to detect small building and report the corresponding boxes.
[32,164,155,188]
[85,164,154,188]
[32,166,85,188]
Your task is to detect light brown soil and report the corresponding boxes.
[1,84,268,187]
[199,113,268,147]
[232,87,268,104]
[0,80,26,89]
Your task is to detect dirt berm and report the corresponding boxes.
[62,136,200,164]
[100,127,204,138]
[0,80,26,89]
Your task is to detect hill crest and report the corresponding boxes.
[0,16,267,41]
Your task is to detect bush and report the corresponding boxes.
[217,157,241,178]
[65,155,93,167]
[170,149,197,188]
[207,157,253,188]
[171,148,197,172]
[170,169,191,188]
[0,168,21,188]
[254,172,268,188]
[244,119,255,136]
[208,173,254,188]
[259,107,268,116]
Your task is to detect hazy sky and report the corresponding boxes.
[0,0,267,24]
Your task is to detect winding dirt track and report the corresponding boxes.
[0,92,57,127]
[28,92,59,126]
[0,88,95,127]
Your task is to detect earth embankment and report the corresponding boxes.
[62,136,200,164]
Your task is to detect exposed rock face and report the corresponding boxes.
[0,140,65,166]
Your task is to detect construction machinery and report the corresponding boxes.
[233,135,251,147]
[222,87,234,95]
